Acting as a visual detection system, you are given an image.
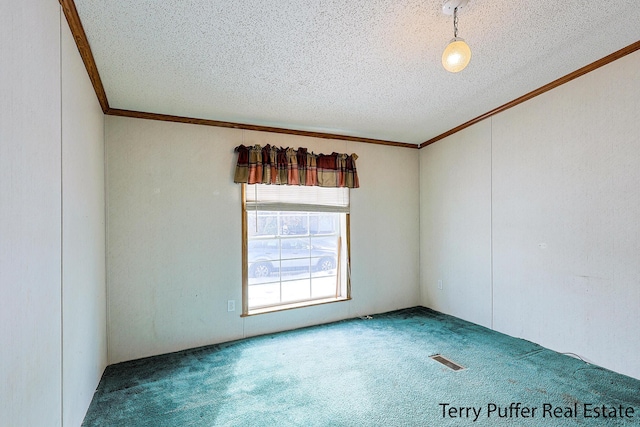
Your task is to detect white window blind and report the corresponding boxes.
[246,184,349,213]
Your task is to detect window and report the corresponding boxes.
[242,184,350,315]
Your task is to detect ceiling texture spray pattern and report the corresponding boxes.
[74,0,640,145]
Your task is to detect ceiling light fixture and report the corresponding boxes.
[441,0,471,73]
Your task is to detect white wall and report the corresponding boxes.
[0,4,107,425]
[2,5,637,425]
[61,15,107,427]
[0,3,63,426]
[420,50,640,379]
[106,116,420,363]
[419,120,492,328]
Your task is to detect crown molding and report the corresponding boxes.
[105,109,418,148]
[59,0,639,151]
[60,0,109,113]
[420,40,640,148]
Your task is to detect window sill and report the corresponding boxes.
[242,296,351,317]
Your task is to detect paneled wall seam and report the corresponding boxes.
[104,116,110,364]
[59,6,65,426]
[490,116,494,330]
[417,149,422,305]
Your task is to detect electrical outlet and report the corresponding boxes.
[438,280,443,290]
[227,300,235,312]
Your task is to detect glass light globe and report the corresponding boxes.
[442,37,471,73]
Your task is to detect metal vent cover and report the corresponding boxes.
[430,354,465,371]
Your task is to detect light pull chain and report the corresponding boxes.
[453,7,459,38]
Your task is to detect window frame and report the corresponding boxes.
[241,184,351,316]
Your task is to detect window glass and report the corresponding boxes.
[244,186,350,314]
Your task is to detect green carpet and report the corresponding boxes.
[82,307,640,426]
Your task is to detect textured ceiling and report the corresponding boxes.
[74,0,640,145]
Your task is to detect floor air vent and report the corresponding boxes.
[430,354,465,371]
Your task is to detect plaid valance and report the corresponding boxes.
[234,145,359,188]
